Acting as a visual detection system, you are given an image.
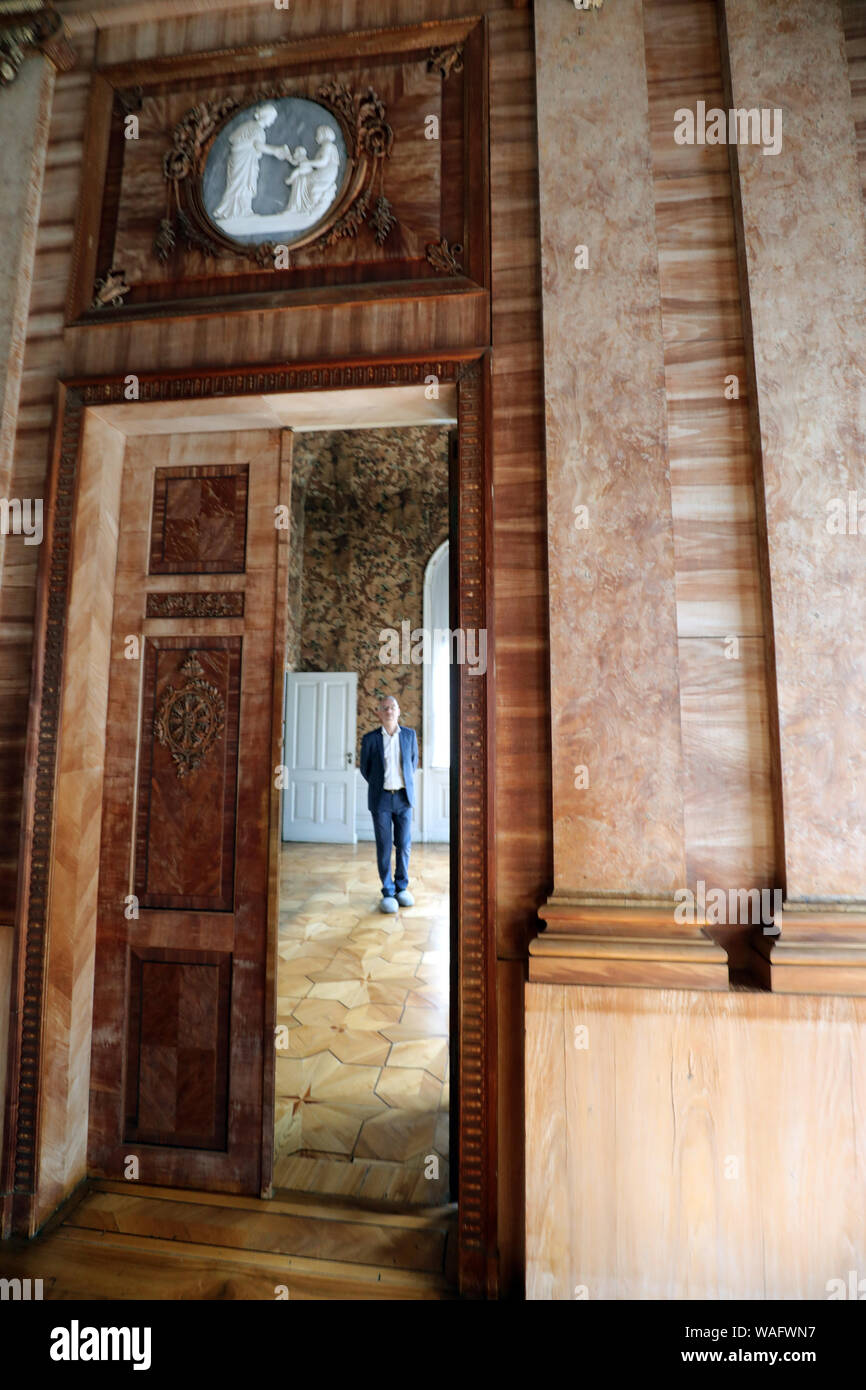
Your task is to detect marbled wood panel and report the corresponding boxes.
[112,60,442,287]
[534,0,686,897]
[643,0,777,929]
[34,412,124,1229]
[125,950,231,1148]
[89,428,281,1193]
[678,638,775,969]
[725,0,866,899]
[490,8,551,956]
[134,639,241,911]
[843,0,866,206]
[149,464,249,573]
[488,7,550,1296]
[526,984,866,1299]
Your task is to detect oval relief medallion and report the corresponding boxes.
[201,96,349,247]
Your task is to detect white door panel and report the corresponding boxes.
[282,672,357,843]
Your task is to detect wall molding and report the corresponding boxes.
[532,897,729,990]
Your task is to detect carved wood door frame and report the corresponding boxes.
[1,350,497,1298]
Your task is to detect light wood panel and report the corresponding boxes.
[34,411,124,1229]
[644,0,777,970]
[526,982,866,1299]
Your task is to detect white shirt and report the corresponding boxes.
[382,726,405,790]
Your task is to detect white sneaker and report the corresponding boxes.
[395,890,414,907]
[380,897,398,914]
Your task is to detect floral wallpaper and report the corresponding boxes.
[288,427,450,763]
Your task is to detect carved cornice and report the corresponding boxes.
[0,4,74,85]
[73,356,468,406]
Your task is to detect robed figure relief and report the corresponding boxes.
[206,98,346,243]
[283,126,340,217]
[213,105,291,220]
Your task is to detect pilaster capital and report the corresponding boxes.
[0,4,74,87]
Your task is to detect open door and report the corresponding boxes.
[281,671,357,844]
[87,429,290,1195]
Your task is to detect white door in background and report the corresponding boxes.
[282,672,357,843]
[423,540,451,842]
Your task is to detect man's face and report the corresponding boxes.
[378,698,400,730]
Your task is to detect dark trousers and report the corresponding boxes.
[372,789,413,897]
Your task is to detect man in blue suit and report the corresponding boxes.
[359,695,419,914]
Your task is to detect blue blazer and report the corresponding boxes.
[359,725,419,812]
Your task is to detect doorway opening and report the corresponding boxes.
[2,354,496,1296]
[276,423,453,1204]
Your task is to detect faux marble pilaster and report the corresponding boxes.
[531,0,725,986]
[0,56,54,499]
[724,0,866,988]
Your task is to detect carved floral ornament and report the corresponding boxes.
[154,81,395,268]
[154,652,226,779]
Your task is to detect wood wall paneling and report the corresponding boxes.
[530,0,726,987]
[69,20,487,319]
[643,0,777,976]
[723,0,866,990]
[0,0,552,1296]
[526,982,866,1299]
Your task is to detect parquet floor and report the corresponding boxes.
[0,1182,457,1300]
[275,841,450,1205]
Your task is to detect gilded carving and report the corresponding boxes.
[154,652,226,778]
[90,266,130,309]
[426,45,464,81]
[146,592,245,618]
[426,239,464,276]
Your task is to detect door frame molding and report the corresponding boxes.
[1,349,498,1298]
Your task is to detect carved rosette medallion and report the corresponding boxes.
[154,653,225,778]
[155,81,395,267]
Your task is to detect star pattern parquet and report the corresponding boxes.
[275,842,450,1205]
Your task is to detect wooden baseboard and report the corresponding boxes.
[532,898,729,990]
[757,904,866,995]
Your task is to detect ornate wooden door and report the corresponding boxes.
[88,429,290,1194]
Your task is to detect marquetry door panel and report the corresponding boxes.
[88,430,289,1194]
